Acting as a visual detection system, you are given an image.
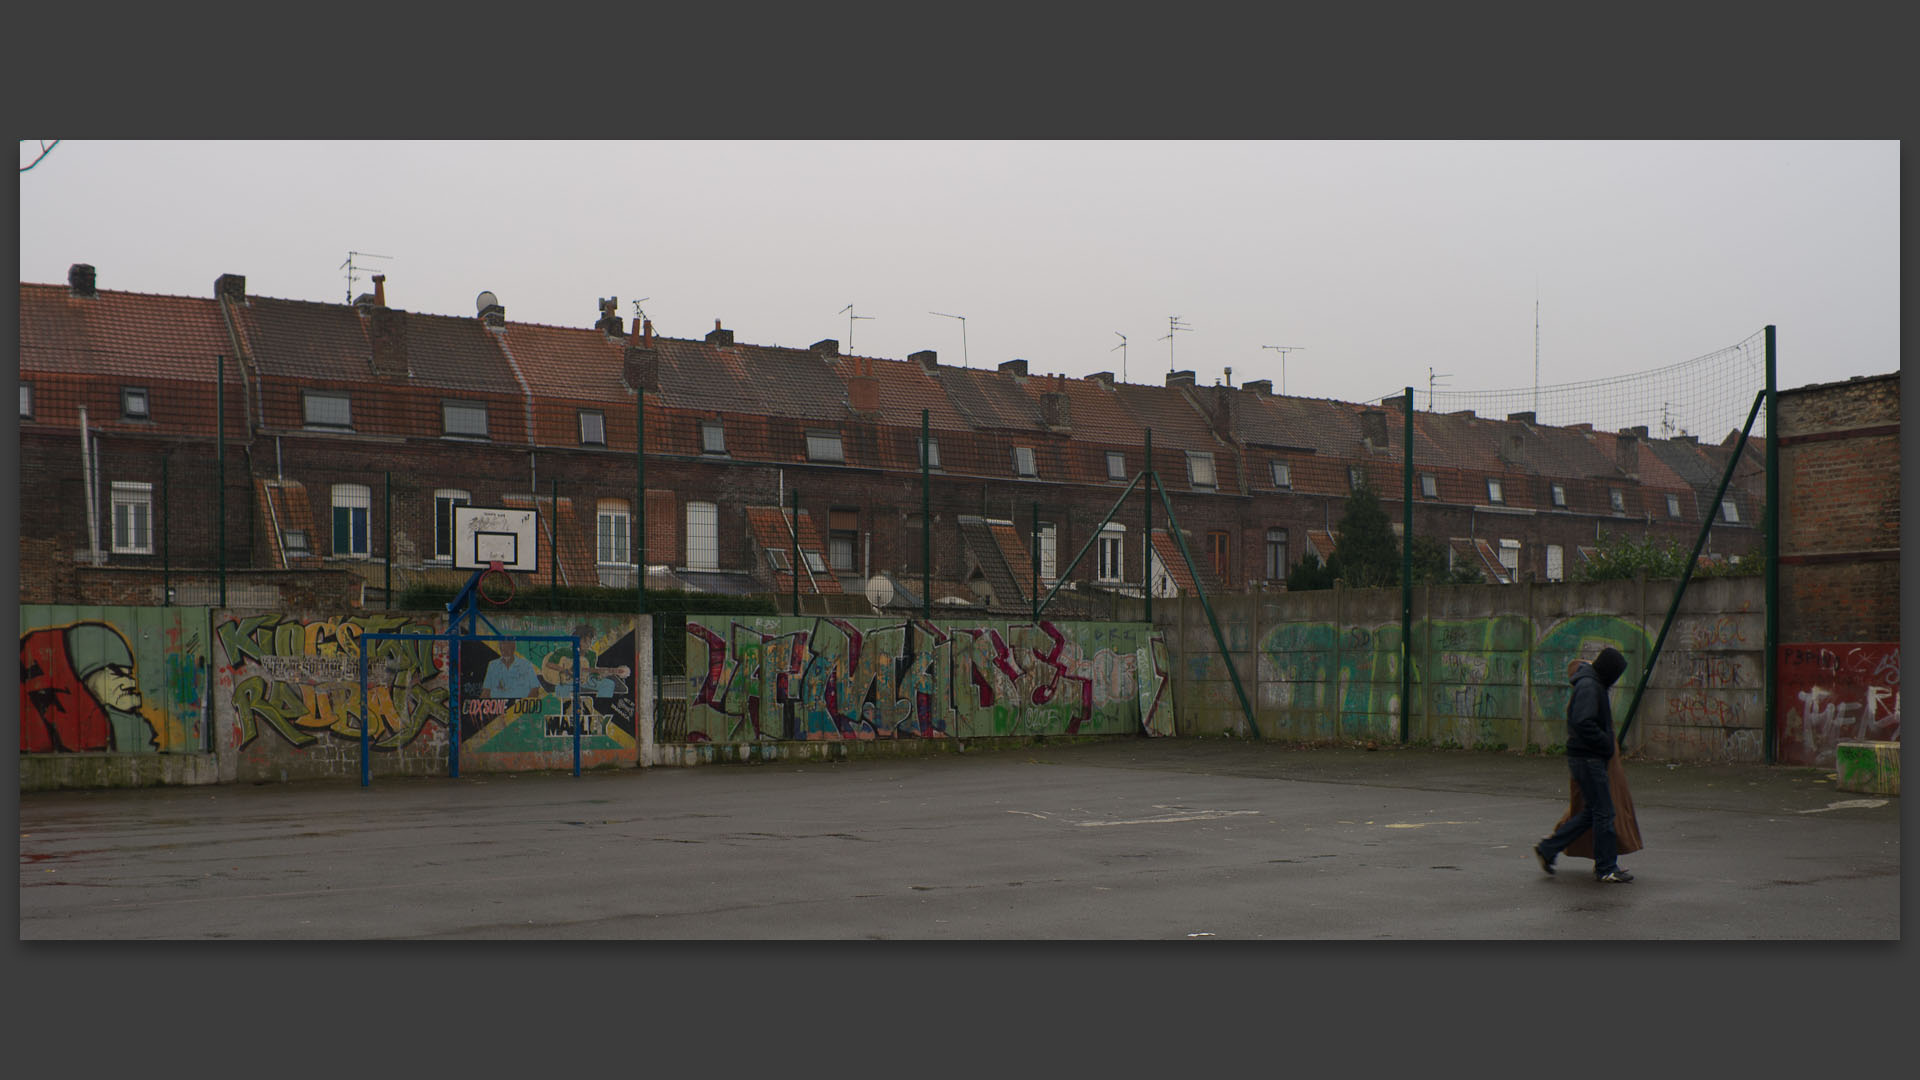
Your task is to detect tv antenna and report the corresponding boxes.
[1111,332,1127,383]
[1428,366,1452,411]
[1160,316,1192,371]
[838,304,874,354]
[930,311,968,368]
[1261,345,1304,395]
[1534,282,1541,416]
[631,297,650,324]
[340,251,393,303]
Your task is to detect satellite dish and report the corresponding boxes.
[864,575,895,608]
[476,290,499,313]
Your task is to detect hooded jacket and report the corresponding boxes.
[1563,654,1623,759]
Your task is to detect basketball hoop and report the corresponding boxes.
[478,561,515,606]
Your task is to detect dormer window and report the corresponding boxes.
[1013,446,1037,478]
[1187,451,1216,489]
[1106,451,1127,481]
[920,437,941,469]
[1667,494,1682,518]
[443,401,488,438]
[20,384,33,419]
[122,387,149,420]
[767,549,791,572]
[1551,483,1567,508]
[1270,460,1291,488]
[701,420,727,455]
[303,391,352,429]
[806,430,844,463]
[1610,488,1626,514]
[1350,466,1367,491]
[1720,499,1740,524]
[579,410,606,446]
[1487,478,1504,504]
[1420,474,1438,498]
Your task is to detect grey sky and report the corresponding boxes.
[19,140,1898,408]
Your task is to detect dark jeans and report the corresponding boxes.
[1539,755,1618,876]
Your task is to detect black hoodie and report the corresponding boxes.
[1564,650,1625,759]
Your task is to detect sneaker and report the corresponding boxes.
[1534,846,1556,875]
[1597,868,1635,883]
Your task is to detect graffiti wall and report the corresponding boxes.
[1777,643,1900,768]
[454,615,642,771]
[685,616,1171,742]
[21,605,211,755]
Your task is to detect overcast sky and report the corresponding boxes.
[19,140,1899,413]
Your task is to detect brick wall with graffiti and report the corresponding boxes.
[684,616,1172,743]
[1776,643,1900,768]
[21,605,211,755]
[1166,577,1771,763]
[452,614,644,771]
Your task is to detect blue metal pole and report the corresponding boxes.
[359,647,370,788]
[573,641,582,777]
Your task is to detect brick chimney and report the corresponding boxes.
[478,294,506,328]
[1166,370,1195,388]
[811,339,839,358]
[623,318,658,392]
[214,273,246,303]
[1615,429,1640,476]
[705,320,733,346]
[368,307,409,379]
[999,358,1028,377]
[1085,371,1114,388]
[847,357,880,414]
[1507,411,1535,425]
[1360,408,1390,449]
[1243,379,1272,396]
[373,274,386,308]
[1040,373,1070,432]
[910,349,938,370]
[595,297,623,339]
[68,263,96,297]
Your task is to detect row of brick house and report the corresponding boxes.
[17,264,1766,613]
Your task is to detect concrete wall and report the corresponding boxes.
[1160,576,1769,763]
[682,614,1173,743]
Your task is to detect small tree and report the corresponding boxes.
[1330,483,1398,588]
[1287,549,1338,591]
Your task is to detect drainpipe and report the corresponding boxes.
[79,406,102,565]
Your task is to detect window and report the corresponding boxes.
[1487,478,1504,504]
[1609,488,1626,514]
[1038,522,1057,580]
[1265,528,1289,581]
[919,437,941,469]
[109,482,153,554]
[1270,461,1291,489]
[803,550,828,574]
[1013,446,1037,478]
[303,391,352,428]
[283,528,310,555]
[806,430,844,463]
[701,420,726,455]
[331,484,371,557]
[829,509,859,572]
[122,387,149,420]
[1106,451,1128,481]
[596,500,631,566]
[1350,466,1366,491]
[766,549,791,572]
[433,490,470,562]
[1498,538,1520,579]
[1188,452,1217,489]
[580,410,606,446]
[443,401,488,438]
[20,383,33,419]
[1420,474,1438,498]
[685,501,717,570]
[1551,483,1567,508]
[1666,494,1682,518]
[1721,499,1740,524]
[1546,543,1564,583]
[1207,531,1230,581]
[1096,525,1125,583]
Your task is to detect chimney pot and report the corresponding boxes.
[68,263,97,297]
[705,322,734,346]
[372,274,386,308]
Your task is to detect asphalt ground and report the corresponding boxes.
[16,738,1901,940]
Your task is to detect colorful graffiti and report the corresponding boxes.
[218,613,447,750]
[685,616,1170,742]
[1777,643,1900,768]
[21,607,209,754]
[455,618,640,755]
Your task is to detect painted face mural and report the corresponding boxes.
[20,622,142,752]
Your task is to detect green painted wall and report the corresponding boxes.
[20,605,212,755]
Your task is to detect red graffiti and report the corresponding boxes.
[19,623,139,752]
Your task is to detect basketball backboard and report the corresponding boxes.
[453,506,539,572]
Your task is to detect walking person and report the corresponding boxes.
[1535,646,1635,883]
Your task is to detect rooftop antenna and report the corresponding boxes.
[1534,280,1540,416]
[839,304,873,354]
[931,311,968,368]
[1261,345,1303,396]
[1111,332,1127,383]
[631,297,650,324]
[340,251,393,303]
[1160,316,1191,371]
[1428,365,1452,411]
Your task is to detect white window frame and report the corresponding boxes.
[1545,543,1565,583]
[1487,478,1504,504]
[303,390,352,429]
[1721,499,1740,524]
[1187,451,1217,489]
[919,437,941,470]
[1270,460,1291,489]
[1265,528,1289,581]
[1498,538,1520,578]
[110,481,153,554]
[1013,446,1037,478]
[1610,488,1626,514]
[1666,494,1682,518]
[1420,473,1438,498]
[803,550,828,574]
[122,386,150,420]
[443,401,489,438]
[1551,483,1567,508]
[701,420,727,455]
[1106,451,1128,481]
[1096,524,1125,583]
[1038,522,1057,581]
[685,500,718,570]
[19,383,32,420]
[331,483,371,558]
[596,499,631,566]
[828,509,859,572]
[579,410,606,446]
[806,430,844,463]
[433,489,470,562]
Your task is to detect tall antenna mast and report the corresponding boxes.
[1261,345,1304,396]
[630,297,650,324]
[1428,365,1452,411]
[1534,281,1541,416]
[1111,332,1127,383]
[838,304,873,354]
[930,311,968,368]
[1160,316,1191,371]
[340,251,393,303]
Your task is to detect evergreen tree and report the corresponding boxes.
[1330,483,1399,588]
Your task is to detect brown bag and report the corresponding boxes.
[1555,753,1643,858]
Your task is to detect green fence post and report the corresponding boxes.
[216,353,226,608]
[1144,428,1153,624]
[1401,387,1413,743]
[550,477,559,608]
[1763,325,1778,765]
[384,471,392,609]
[162,454,171,605]
[921,409,931,620]
[636,386,646,616]
[792,487,801,616]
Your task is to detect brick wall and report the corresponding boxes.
[1776,373,1900,643]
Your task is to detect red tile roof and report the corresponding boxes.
[743,506,841,594]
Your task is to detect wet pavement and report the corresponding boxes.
[15,739,1902,939]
